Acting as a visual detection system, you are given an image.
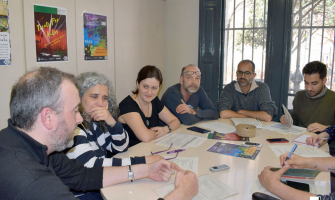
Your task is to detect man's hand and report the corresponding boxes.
[280,115,287,125]
[279,153,309,169]
[152,126,168,139]
[89,103,116,127]
[174,170,199,199]
[164,170,199,200]
[176,99,196,115]
[147,160,180,182]
[258,165,289,192]
[306,132,329,146]
[145,155,164,164]
[307,123,328,133]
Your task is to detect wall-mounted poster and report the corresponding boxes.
[34,5,68,62]
[83,13,107,61]
[0,0,11,65]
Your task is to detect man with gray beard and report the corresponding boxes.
[161,64,218,125]
[216,60,277,122]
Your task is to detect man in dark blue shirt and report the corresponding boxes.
[161,64,219,125]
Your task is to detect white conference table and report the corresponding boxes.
[100,119,331,200]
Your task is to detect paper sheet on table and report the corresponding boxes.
[249,180,280,199]
[250,179,317,198]
[292,134,328,149]
[268,144,331,158]
[152,174,238,200]
[163,157,198,174]
[264,123,307,135]
[198,121,236,133]
[231,118,264,129]
[155,133,207,149]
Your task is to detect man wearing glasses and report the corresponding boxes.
[216,60,277,122]
[161,64,219,125]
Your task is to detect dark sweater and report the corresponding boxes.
[0,119,103,200]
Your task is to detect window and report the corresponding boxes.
[223,0,268,85]
[288,0,335,109]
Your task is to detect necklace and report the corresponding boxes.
[137,96,150,126]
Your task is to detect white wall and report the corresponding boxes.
[114,0,165,102]
[164,0,199,91]
[0,0,199,129]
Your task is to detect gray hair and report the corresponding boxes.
[76,72,119,119]
[10,67,76,131]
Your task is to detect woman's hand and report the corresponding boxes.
[152,126,169,139]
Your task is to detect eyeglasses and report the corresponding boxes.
[236,70,253,77]
[182,71,201,76]
[151,143,185,160]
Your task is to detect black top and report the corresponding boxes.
[0,119,103,200]
[119,95,165,147]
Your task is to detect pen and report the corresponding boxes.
[167,149,186,154]
[282,144,297,166]
[256,118,261,123]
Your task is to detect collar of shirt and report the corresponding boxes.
[234,80,259,94]
[305,86,327,99]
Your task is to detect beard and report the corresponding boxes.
[238,78,252,87]
[183,80,199,94]
[49,115,75,152]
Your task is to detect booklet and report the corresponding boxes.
[292,134,328,149]
[207,131,249,141]
[270,168,321,180]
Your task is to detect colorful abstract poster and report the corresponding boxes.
[0,0,11,65]
[207,142,261,160]
[83,13,107,61]
[34,5,68,62]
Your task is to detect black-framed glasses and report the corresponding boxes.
[236,70,253,77]
[182,71,201,76]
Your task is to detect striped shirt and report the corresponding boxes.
[65,120,145,168]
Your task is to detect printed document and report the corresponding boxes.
[292,134,328,148]
[152,174,238,200]
[268,144,331,158]
[231,118,264,128]
[198,121,236,133]
[163,157,198,174]
[155,133,206,149]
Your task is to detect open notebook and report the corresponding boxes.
[292,134,328,149]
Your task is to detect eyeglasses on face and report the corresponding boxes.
[182,71,201,76]
[236,70,253,77]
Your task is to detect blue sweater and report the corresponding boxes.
[161,83,219,125]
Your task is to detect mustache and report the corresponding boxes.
[239,78,247,81]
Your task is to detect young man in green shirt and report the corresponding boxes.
[280,61,335,154]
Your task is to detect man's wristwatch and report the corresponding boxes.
[127,165,134,182]
[167,124,172,133]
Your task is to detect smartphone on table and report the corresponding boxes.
[282,180,310,192]
[186,126,211,134]
[266,138,289,143]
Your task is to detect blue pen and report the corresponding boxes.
[282,144,297,167]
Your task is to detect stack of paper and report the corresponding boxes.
[268,144,331,158]
[264,104,306,135]
[292,134,328,149]
[155,133,207,149]
[198,121,236,133]
[230,118,264,129]
[153,174,238,200]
